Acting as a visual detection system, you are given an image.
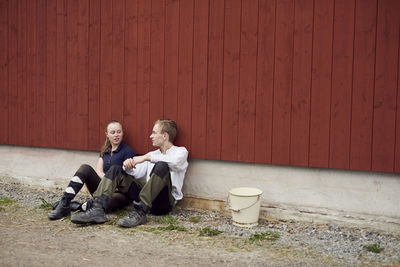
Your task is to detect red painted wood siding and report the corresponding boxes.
[0,0,399,173]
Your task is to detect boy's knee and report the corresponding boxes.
[151,161,170,179]
[108,165,123,172]
[104,165,124,180]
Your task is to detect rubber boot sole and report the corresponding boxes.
[52,201,82,211]
[70,216,107,224]
[48,209,70,220]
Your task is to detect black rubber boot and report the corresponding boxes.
[48,196,71,220]
[52,200,82,212]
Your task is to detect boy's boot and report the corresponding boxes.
[117,201,149,228]
[70,197,108,224]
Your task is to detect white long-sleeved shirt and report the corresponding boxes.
[123,145,189,201]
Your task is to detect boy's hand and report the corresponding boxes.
[123,155,150,169]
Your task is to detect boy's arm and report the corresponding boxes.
[123,156,149,177]
[149,147,188,172]
[123,155,150,169]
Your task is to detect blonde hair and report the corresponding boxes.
[100,120,122,157]
[155,119,177,142]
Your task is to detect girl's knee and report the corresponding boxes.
[77,164,94,176]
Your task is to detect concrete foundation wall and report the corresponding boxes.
[1,145,399,232]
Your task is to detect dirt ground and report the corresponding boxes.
[0,203,326,267]
[1,177,399,266]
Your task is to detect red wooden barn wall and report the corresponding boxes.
[0,0,399,173]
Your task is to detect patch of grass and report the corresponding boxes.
[103,208,131,225]
[0,197,16,205]
[363,243,384,253]
[105,209,130,225]
[188,216,201,223]
[199,226,222,237]
[158,224,187,232]
[129,229,138,235]
[105,216,119,225]
[152,215,178,225]
[140,227,161,235]
[113,209,129,218]
[37,198,53,209]
[249,231,280,243]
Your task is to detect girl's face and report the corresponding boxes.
[106,122,123,148]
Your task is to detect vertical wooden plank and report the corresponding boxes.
[26,0,37,146]
[164,0,179,119]
[238,0,258,162]
[136,0,151,153]
[149,0,165,125]
[309,0,334,168]
[28,0,46,147]
[176,0,193,148]
[37,0,47,146]
[350,0,377,171]
[255,0,275,163]
[329,0,355,169]
[7,0,17,145]
[88,0,101,150]
[221,0,240,161]
[66,0,89,149]
[124,0,139,150]
[191,0,208,158]
[0,0,8,143]
[290,0,313,166]
[55,0,67,148]
[372,0,399,172]
[206,0,224,160]
[396,48,400,173]
[66,0,75,148]
[78,0,89,149]
[111,0,125,122]
[46,0,57,148]
[17,0,28,146]
[99,0,113,129]
[271,0,294,165]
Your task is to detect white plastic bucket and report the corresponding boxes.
[228,187,263,227]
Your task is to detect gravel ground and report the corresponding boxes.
[1,175,400,266]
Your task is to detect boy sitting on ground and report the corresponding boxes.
[70,119,189,227]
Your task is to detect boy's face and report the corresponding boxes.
[150,123,167,147]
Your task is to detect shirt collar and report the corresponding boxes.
[106,141,124,154]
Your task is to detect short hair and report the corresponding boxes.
[155,119,177,142]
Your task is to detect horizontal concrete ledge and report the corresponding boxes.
[179,196,400,233]
[1,145,399,233]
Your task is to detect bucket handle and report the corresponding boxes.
[227,195,261,212]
